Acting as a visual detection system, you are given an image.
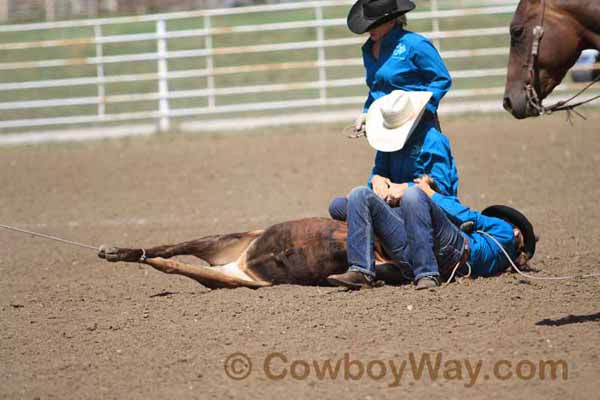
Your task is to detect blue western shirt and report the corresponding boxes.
[431,193,518,276]
[370,125,459,197]
[362,26,452,115]
[363,26,456,196]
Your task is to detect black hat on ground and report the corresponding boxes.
[347,0,416,34]
[481,205,537,259]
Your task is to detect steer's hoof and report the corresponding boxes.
[98,245,122,262]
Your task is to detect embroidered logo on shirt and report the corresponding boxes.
[392,44,407,59]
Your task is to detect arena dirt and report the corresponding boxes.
[1,112,599,399]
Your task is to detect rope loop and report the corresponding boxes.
[139,248,147,262]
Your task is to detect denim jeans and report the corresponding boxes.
[329,196,348,221]
[346,186,465,281]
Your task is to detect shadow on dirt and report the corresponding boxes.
[536,312,600,326]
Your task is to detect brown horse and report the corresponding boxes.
[98,218,412,289]
[503,0,600,118]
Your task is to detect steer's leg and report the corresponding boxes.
[141,257,272,289]
[99,230,264,265]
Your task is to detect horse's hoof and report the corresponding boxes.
[98,245,122,262]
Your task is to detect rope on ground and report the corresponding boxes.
[0,223,99,252]
[478,230,600,281]
[445,261,471,285]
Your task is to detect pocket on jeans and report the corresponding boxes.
[436,242,462,265]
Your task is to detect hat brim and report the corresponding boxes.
[482,205,537,259]
[347,0,415,34]
[365,91,432,152]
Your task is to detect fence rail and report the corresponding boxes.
[0,0,598,138]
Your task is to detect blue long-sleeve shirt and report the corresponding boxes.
[362,26,452,115]
[369,125,459,197]
[431,193,518,276]
[363,26,457,196]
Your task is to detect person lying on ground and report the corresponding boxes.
[327,177,536,290]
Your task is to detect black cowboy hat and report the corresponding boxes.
[347,0,416,34]
[482,205,537,259]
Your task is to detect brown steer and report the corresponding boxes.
[99,217,411,289]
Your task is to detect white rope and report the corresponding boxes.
[139,248,147,262]
[477,230,600,281]
[445,260,472,284]
[0,223,99,252]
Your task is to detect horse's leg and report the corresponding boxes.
[142,257,272,289]
[98,230,264,265]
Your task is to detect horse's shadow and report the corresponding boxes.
[536,312,600,327]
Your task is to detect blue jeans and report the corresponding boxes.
[346,186,465,281]
[329,196,348,221]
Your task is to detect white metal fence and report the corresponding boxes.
[0,0,249,22]
[0,0,598,140]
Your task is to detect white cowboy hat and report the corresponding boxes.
[365,90,433,152]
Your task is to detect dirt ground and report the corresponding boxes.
[1,111,599,399]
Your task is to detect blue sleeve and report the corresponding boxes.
[362,46,375,112]
[415,133,457,196]
[363,91,375,113]
[431,194,515,243]
[431,193,480,226]
[411,39,452,114]
[473,214,515,246]
[368,151,389,186]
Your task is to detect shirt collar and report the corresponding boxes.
[362,25,405,53]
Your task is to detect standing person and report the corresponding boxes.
[329,0,457,220]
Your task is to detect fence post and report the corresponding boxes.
[94,24,106,118]
[157,18,171,132]
[204,14,216,110]
[315,4,327,104]
[431,0,441,50]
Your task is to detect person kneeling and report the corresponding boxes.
[327,179,536,290]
